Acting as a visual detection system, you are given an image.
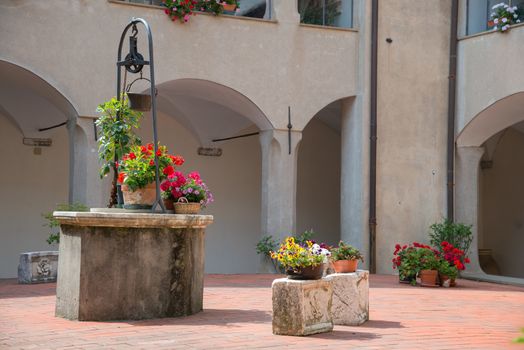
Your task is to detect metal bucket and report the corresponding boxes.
[127,93,152,111]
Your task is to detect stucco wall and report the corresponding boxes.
[0,116,69,278]
[0,0,358,130]
[297,118,341,246]
[456,24,524,139]
[376,0,451,273]
[480,128,524,278]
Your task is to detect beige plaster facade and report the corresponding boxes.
[0,0,522,283]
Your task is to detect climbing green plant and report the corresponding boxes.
[43,203,89,244]
[95,94,142,207]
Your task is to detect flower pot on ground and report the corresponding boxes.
[392,243,419,286]
[416,244,441,287]
[161,171,213,214]
[437,258,458,288]
[330,241,364,273]
[117,143,184,209]
[270,236,331,280]
[393,242,441,286]
[419,269,439,287]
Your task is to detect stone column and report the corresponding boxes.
[258,130,302,272]
[455,146,485,274]
[340,97,369,270]
[73,116,110,208]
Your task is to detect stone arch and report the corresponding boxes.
[297,98,345,246]
[0,60,79,278]
[136,78,271,274]
[456,92,524,285]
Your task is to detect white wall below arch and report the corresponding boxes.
[138,112,262,273]
[480,128,524,279]
[0,115,69,278]
[297,118,341,246]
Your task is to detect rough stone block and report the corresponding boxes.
[325,270,369,326]
[18,251,59,284]
[272,278,333,336]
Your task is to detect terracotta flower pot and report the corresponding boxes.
[163,198,174,210]
[121,183,156,209]
[439,273,451,287]
[399,273,416,284]
[419,269,439,287]
[332,259,358,273]
[221,3,236,12]
[286,264,324,280]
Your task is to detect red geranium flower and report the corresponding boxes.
[117,172,126,184]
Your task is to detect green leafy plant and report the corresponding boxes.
[256,235,279,257]
[256,235,283,273]
[438,258,458,280]
[394,242,441,286]
[330,241,364,262]
[294,229,315,246]
[514,328,524,343]
[96,94,142,206]
[429,219,473,257]
[43,203,89,244]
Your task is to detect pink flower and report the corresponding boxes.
[184,14,190,21]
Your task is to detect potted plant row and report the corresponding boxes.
[392,241,470,287]
[266,233,364,279]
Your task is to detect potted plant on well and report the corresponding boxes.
[117,143,184,209]
[270,236,331,280]
[96,94,142,207]
[160,171,213,214]
[330,241,363,273]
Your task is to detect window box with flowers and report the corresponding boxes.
[162,0,240,24]
[489,3,521,33]
[117,143,184,209]
[271,237,331,280]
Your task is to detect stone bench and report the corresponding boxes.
[325,270,369,326]
[272,278,333,336]
[272,270,369,336]
[18,251,59,284]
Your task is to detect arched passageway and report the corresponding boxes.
[297,99,341,246]
[0,61,78,278]
[456,92,524,284]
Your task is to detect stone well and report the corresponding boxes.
[53,210,213,321]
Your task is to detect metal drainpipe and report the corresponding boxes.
[447,0,458,221]
[369,0,378,274]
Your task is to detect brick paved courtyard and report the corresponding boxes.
[1,274,523,349]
